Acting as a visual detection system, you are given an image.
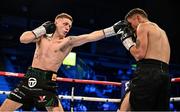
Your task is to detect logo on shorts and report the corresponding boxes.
[28,77,37,87]
[125,81,130,91]
[38,96,46,102]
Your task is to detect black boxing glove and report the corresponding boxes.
[103,20,129,38]
[118,26,135,50]
[32,21,56,38]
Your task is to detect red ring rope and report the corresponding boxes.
[0,71,179,86]
[0,71,121,86]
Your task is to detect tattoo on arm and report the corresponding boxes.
[136,39,140,48]
[68,36,76,40]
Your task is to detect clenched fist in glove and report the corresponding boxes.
[32,21,56,38]
[118,25,136,50]
[103,20,129,38]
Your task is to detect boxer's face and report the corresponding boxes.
[127,15,139,30]
[55,18,72,37]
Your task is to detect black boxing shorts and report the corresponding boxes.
[7,67,59,108]
[120,59,170,111]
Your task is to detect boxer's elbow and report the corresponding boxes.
[20,35,27,44]
[20,31,35,44]
[130,47,145,60]
[135,50,146,60]
[135,54,144,60]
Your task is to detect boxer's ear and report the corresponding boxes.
[54,20,57,24]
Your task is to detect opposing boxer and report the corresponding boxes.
[117,8,171,111]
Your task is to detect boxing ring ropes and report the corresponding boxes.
[0,70,180,110]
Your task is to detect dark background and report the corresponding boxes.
[0,0,180,64]
[0,0,180,111]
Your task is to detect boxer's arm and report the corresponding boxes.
[130,24,148,61]
[68,20,129,47]
[20,21,55,44]
[20,31,41,44]
[68,30,105,47]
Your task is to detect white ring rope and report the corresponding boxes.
[58,95,121,102]
[0,90,179,102]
